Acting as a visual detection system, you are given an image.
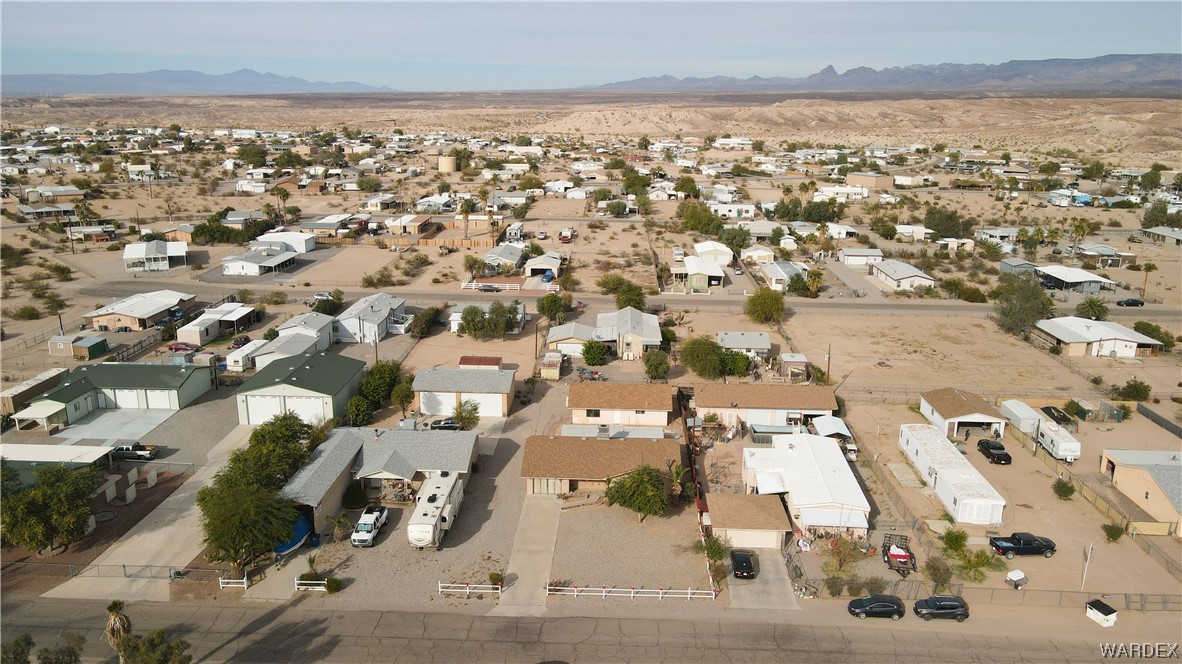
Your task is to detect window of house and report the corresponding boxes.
[587,409,600,418]
[635,410,645,415]
[1145,491,1150,500]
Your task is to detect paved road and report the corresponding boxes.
[3,596,1177,663]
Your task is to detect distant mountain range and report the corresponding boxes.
[591,54,1182,93]
[0,68,395,95]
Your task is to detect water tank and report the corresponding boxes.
[438,156,458,173]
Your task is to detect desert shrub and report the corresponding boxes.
[261,291,288,305]
[342,480,368,510]
[325,577,342,593]
[823,576,845,597]
[298,572,318,582]
[924,556,953,591]
[1102,523,1124,543]
[940,528,968,555]
[703,536,728,561]
[1053,478,1076,500]
[863,576,888,595]
[1114,378,1151,402]
[6,305,42,320]
[844,576,865,597]
[488,572,505,586]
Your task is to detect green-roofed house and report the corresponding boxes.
[11,363,213,431]
[235,351,365,426]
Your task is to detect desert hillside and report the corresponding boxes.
[2,94,1179,164]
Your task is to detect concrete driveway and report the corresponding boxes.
[727,548,800,610]
[52,409,175,444]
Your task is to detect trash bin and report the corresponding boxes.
[309,533,321,548]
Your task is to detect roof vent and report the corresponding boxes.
[427,494,439,504]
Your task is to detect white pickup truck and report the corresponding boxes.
[350,505,389,547]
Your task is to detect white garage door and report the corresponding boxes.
[461,392,504,418]
[246,395,284,424]
[556,343,583,356]
[720,529,782,550]
[145,390,172,410]
[285,396,326,425]
[419,392,455,416]
[114,389,140,409]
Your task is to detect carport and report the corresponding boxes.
[11,401,66,431]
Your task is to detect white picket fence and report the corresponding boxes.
[295,579,328,592]
[460,282,521,291]
[438,582,503,596]
[545,585,717,600]
[218,575,248,589]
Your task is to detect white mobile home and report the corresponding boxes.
[898,424,1006,525]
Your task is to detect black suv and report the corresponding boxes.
[847,595,905,620]
[913,595,969,622]
[976,439,1012,465]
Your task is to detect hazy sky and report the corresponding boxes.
[2,2,1180,90]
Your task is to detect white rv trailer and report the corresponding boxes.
[406,472,464,549]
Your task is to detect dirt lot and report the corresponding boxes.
[844,403,1181,595]
[550,501,708,591]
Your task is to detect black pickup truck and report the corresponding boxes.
[988,532,1056,559]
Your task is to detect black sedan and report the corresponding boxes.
[848,595,905,620]
[913,595,969,622]
[1116,298,1144,307]
[731,550,757,579]
[429,418,461,431]
[977,439,1012,465]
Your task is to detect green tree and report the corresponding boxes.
[673,176,700,199]
[605,465,669,522]
[236,144,267,168]
[485,301,518,339]
[453,398,480,430]
[2,633,35,664]
[273,151,307,169]
[1075,296,1109,321]
[1132,321,1175,352]
[346,395,374,426]
[536,293,566,325]
[1038,161,1061,177]
[924,206,973,238]
[458,305,489,339]
[263,328,278,341]
[104,601,131,664]
[591,188,614,202]
[582,339,610,366]
[1141,200,1182,229]
[992,274,1053,333]
[410,307,441,339]
[1081,160,1106,180]
[391,376,415,416]
[1140,169,1162,191]
[643,349,670,380]
[723,350,751,376]
[680,337,725,379]
[513,134,532,147]
[745,287,784,323]
[37,633,85,664]
[196,483,297,576]
[637,135,652,151]
[1116,378,1152,401]
[216,413,312,491]
[356,176,382,193]
[518,174,544,191]
[0,465,99,553]
[606,201,628,217]
[614,283,646,310]
[717,227,750,256]
[118,630,192,664]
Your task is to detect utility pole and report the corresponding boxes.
[825,343,832,385]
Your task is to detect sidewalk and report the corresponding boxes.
[41,425,253,602]
[489,494,560,617]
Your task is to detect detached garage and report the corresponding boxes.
[235,351,365,426]
[413,368,516,418]
[705,493,793,550]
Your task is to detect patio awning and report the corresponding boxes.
[797,507,869,530]
[12,400,65,422]
[812,415,852,439]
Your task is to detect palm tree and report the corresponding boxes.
[1140,262,1157,298]
[272,186,290,224]
[327,513,351,543]
[104,600,131,663]
[1070,218,1091,255]
[805,269,823,295]
[459,197,478,240]
[1075,296,1109,321]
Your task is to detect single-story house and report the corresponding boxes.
[694,384,838,428]
[870,259,936,291]
[221,248,298,276]
[235,351,365,425]
[919,387,1007,439]
[704,493,794,550]
[222,210,265,228]
[250,232,317,255]
[250,312,334,370]
[175,303,260,346]
[521,436,682,495]
[545,323,597,356]
[447,302,526,336]
[900,424,1006,525]
[595,307,661,361]
[385,214,434,235]
[836,248,883,267]
[742,434,871,537]
[413,367,516,418]
[1141,225,1182,246]
[717,331,772,359]
[999,257,1037,274]
[359,193,399,211]
[83,290,196,331]
[332,293,407,343]
[740,245,776,264]
[483,243,525,270]
[1032,317,1163,358]
[675,255,725,291]
[277,312,333,349]
[693,240,734,269]
[845,172,893,189]
[567,382,673,427]
[760,261,807,292]
[225,339,269,372]
[1035,265,1115,294]
[1100,450,1182,536]
[12,363,212,431]
[122,240,188,272]
[67,225,116,242]
[1077,244,1136,268]
[894,224,934,243]
[47,334,108,360]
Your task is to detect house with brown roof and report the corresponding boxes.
[521,436,682,495]
[567,382,673,427]
[693,384,837,428]
[704,493,793,549]
[919,387,1007,439]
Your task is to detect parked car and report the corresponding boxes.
[913,595,970,622]
[167,342,199,352]
[313,291,333,301]
[112,442,159,461]
[536,230,548,240]
[429,418,461,431]
[847,595,905,620]
[731,550,757,579]
[733,265,743,275]
[1116,298,1144,307]
[976,439,1012,465]
[989,532,1056,559]
[229,335,251,349]
[350,505,389,547]
[478,284,499,292]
